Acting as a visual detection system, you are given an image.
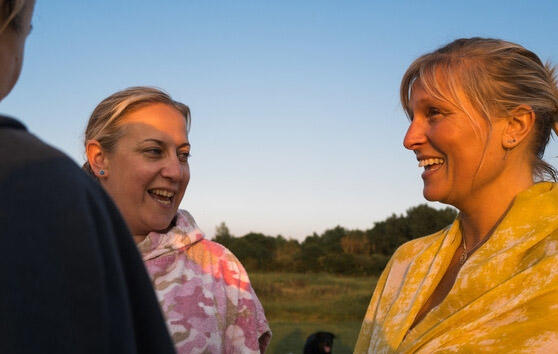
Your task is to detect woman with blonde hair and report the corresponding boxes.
[355,38,558,352]
[84,86,271,354]
[0,1,175,353]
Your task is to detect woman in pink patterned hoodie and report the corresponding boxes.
[83,86,271,353]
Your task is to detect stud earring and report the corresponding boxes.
[99,170,105,176]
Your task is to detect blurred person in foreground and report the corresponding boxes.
[0,1,176,353]
[83,86,271,353]
[355,38,558,353]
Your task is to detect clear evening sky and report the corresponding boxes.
[2,1,557,240]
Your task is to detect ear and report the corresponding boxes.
[86,140,110,178]
[502,105,535,149]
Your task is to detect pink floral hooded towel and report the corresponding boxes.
[137,210,271,353]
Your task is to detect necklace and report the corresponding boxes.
[458,236,485,265]
[457,200,515,266]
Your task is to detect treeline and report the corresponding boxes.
[214,204,457,275]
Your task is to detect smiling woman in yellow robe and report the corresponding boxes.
[355,38,558,353]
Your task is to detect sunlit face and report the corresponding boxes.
[0,0,35,101]
[403,81,506,208]
[102,103,190,236]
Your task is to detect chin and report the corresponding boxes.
[150,215,176,232]
[422,184,448,203]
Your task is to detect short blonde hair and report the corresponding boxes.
[83,86,191,176]
[0,0,26,33]
[401,37,558,181]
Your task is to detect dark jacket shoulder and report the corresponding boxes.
[0,115,176,354]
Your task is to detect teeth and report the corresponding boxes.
[150,189,175,198]
[418,158,444,167]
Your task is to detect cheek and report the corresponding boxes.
[433,121,481,155]
[0,51,22,100]
[113,160,156,194]
[448,139,487,179]
[132,167,160,190]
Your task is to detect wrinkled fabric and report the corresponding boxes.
[138,210,271,354]
[355,182,558,353]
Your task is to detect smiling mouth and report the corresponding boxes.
[148,188,175,205]
[418,158,445,171]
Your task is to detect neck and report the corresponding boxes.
[133,235,147,244]
[457,173,533,246]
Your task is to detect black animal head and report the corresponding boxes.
[303,331,335,354]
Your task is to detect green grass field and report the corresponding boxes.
[250,272,378,354]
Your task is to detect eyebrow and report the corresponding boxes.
[413,97,450,110]
[414,97,435,105]
[142,139,191,149]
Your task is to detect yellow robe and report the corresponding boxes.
[355,182,558,353]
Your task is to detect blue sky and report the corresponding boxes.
[3,1,557,240]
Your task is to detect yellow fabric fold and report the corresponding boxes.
[355,182,558,353]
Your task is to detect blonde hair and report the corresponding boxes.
[401,37,558,181]
[83,86,191,176]
[0,0,26,33]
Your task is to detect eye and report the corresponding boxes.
[143,147,163,157]
[426,106,444,120]
[178,151,190,163]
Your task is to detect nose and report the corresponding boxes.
[161,155,186,181]
[403,118,427,151]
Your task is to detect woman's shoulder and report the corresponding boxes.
[391,226,450,263]
[183,236,255,294]
[191,238,246,270]
[176,210,248,271]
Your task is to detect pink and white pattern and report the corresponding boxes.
[138,210,271,353]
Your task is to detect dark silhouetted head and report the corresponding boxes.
[304,331,335,354]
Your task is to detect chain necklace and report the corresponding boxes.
[457,202,514,266]
[458,236,486,265]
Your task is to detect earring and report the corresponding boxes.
[99,170,105,176]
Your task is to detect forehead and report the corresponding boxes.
[409,73,470,113]
[410,81,429,101]
[409,80,443,111]
[119,103,189,142]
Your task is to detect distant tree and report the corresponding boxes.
[366,205,457,257]
[212,203,458,275]
[319,253,357,274]
[214,222,232,242]
[340,230,370,255]
[366,214,408,256]
[302,226,346,253]
[301,233,320,247]
[235,232,276,271]
[320,226,347,253]
[406,204,457,239]
[274,238,301,271]
[354,254,390,275]
[226,238,261,270]
[213,222,236,256]
[296,244,325,272]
